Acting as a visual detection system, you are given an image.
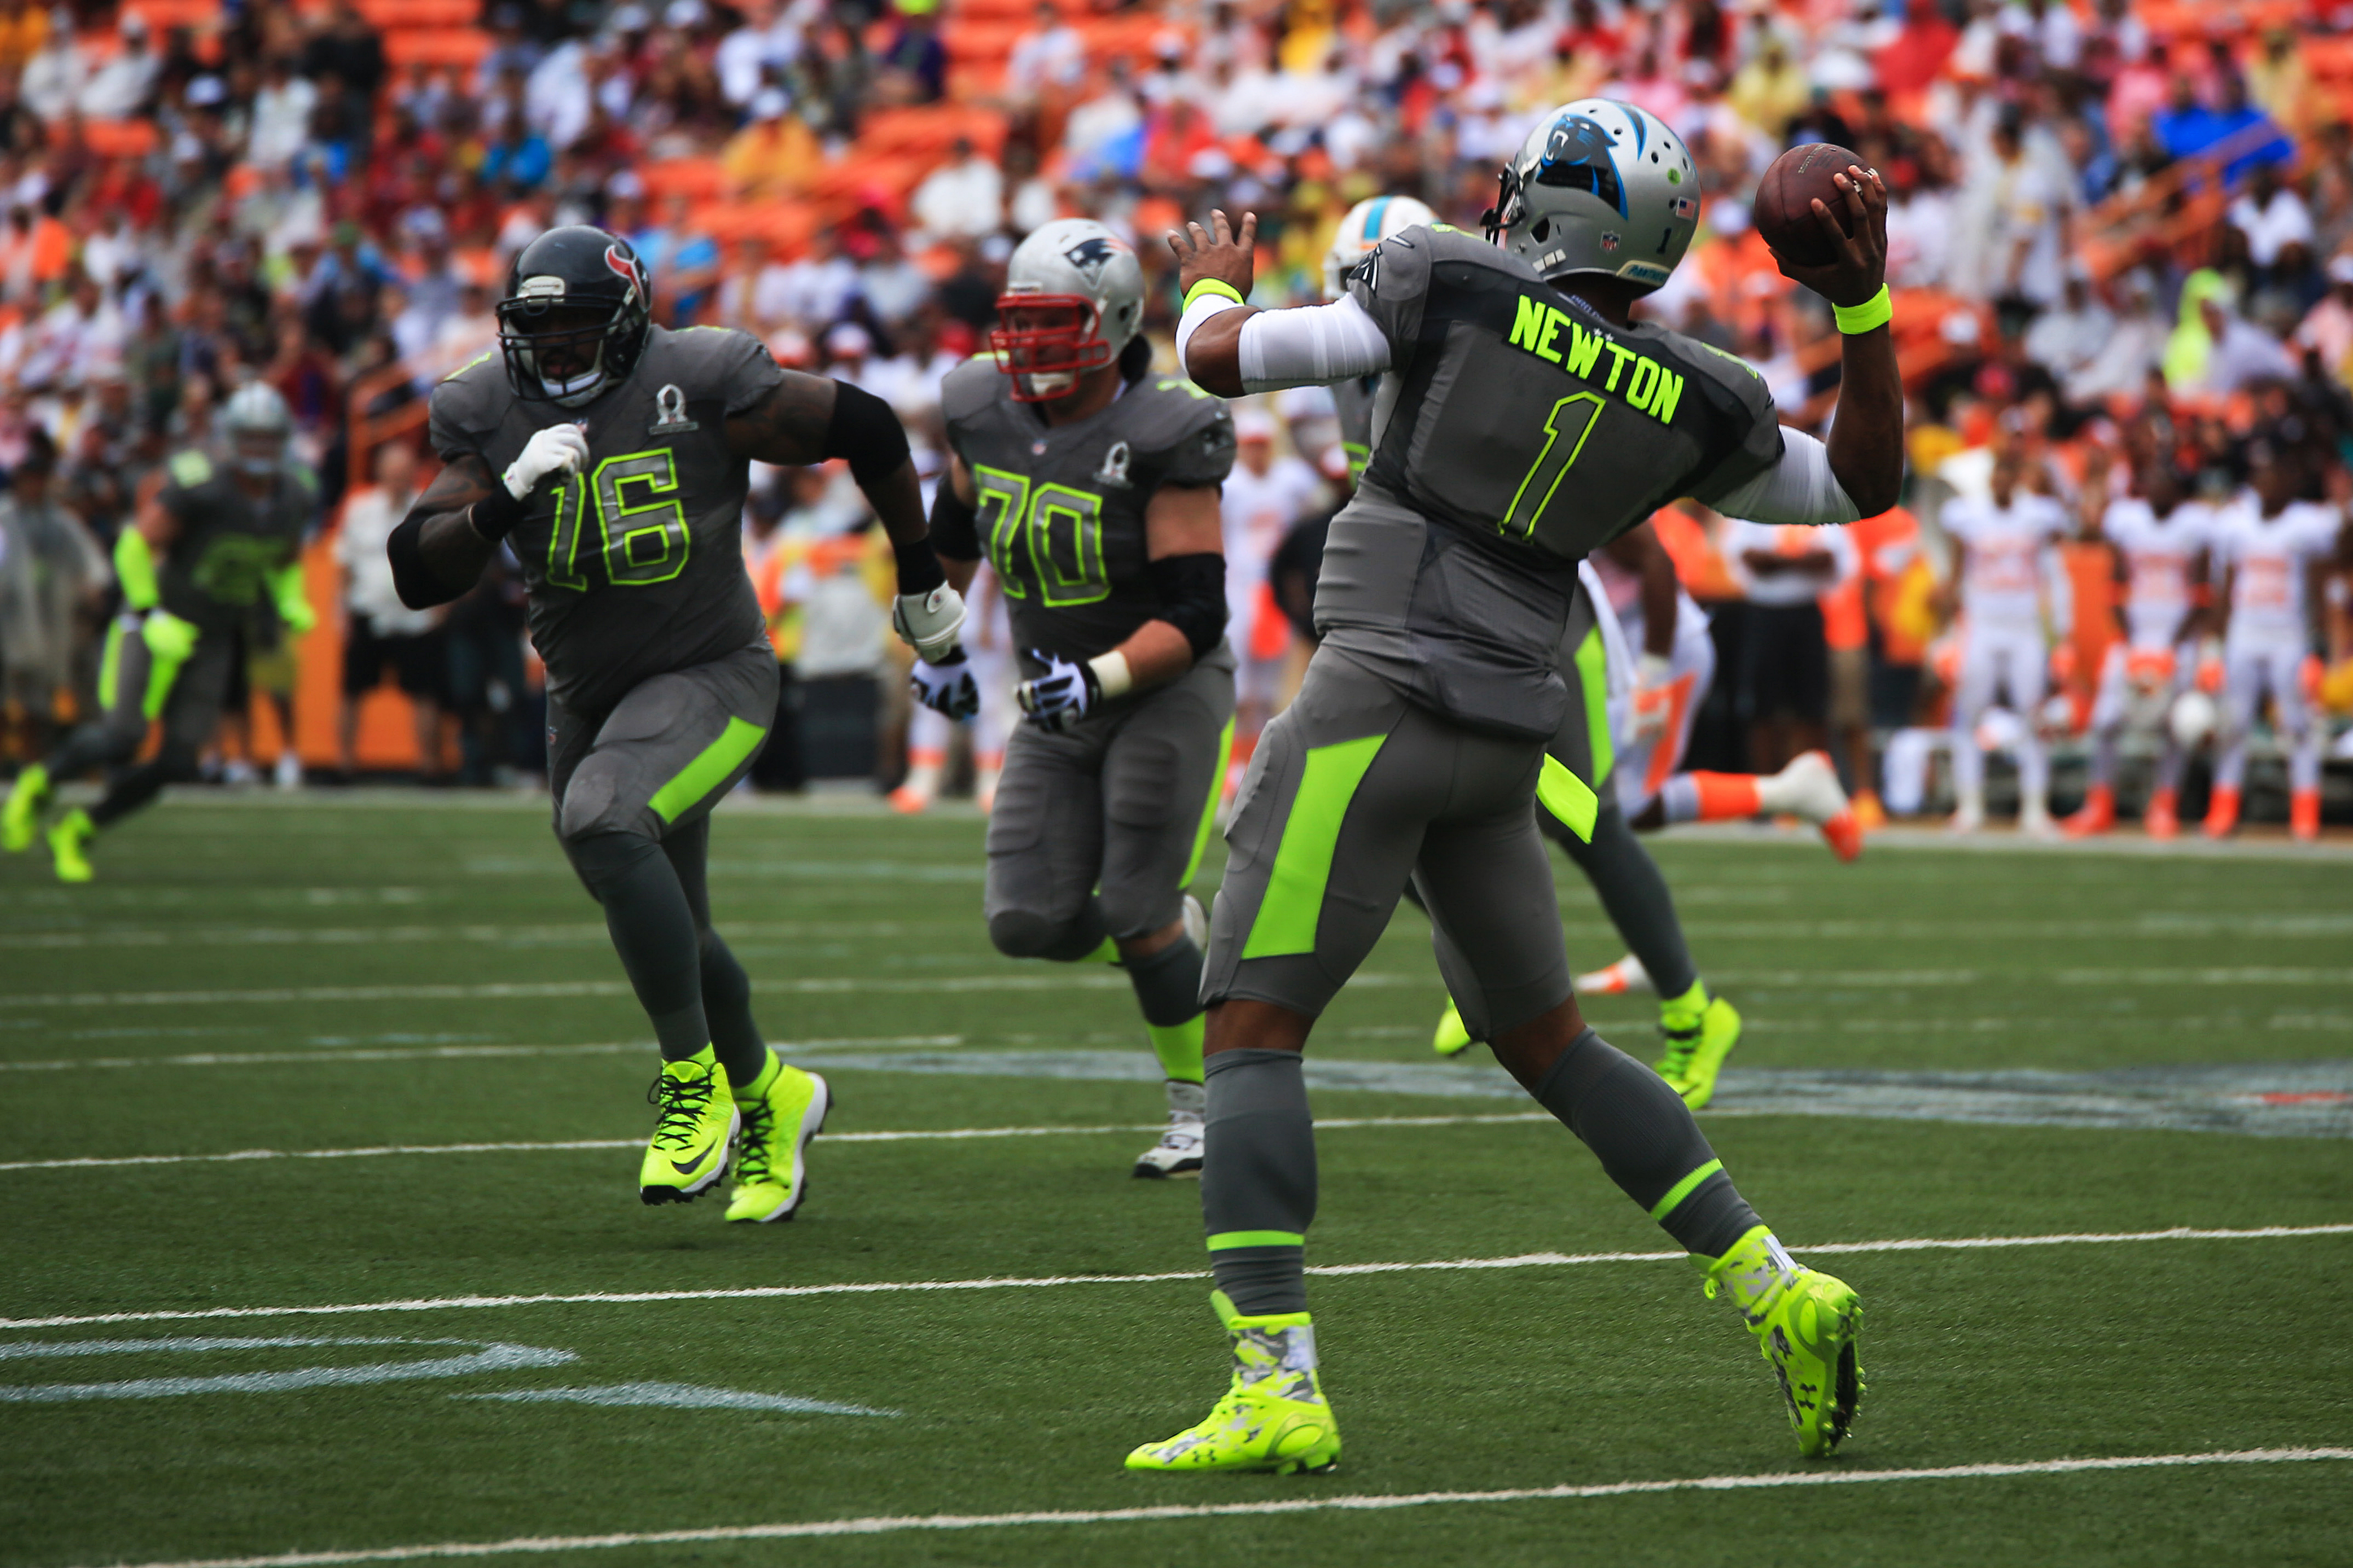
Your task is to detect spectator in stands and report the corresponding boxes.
[912,135,1004,242]
[878,0,946,107]
[335,441,446,783]
[79,11,157,120]
[2230,158,2317,287]
[723,86,821,201]
[2295,255,2353,390]
[2170,270,2297,394]
[1005,1,1086,114]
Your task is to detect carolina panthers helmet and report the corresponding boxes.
[222,380,292,476]
[1484,100,1700,294]
[497,225,654,408]
[991,218,1145,402]
[1323,194,1439,300]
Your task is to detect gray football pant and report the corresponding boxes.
[551,645,778,1080]
[983,647,1234,959]
[1199,649,1751,1313]
[47,615,235,828]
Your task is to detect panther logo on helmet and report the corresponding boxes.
[1537,113,1627,217]
[1061,234,1127,288]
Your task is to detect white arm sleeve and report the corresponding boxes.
[1708,427,1864,526]
[1236,295,1393,394]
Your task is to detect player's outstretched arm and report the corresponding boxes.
[1170,210,1393,399]
[1769,167,1903,518]
[727,372,964,660]
[388,452,506,610]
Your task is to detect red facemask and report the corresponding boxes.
[989,294,1110,402]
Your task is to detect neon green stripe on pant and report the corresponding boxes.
[647,717,767,825]
[1239,731,1385,961]
[1572,626,1612,788]
[1207,1230,1304,1251]
[96,621,126,712]
[1181,715,1236,889]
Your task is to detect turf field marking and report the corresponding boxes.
[57,1448,2353,1566]
[0,1336,574,1402]
[0,1037,963,1073]
[0,1113,1555,1173]
[0,920,956,950]
[0,974,1422,1008]
[8,1223,2347,1332]
[453,1382,895,1415]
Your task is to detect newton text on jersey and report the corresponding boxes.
[1504,296,1685,427]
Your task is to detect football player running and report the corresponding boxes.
[383,226,965,1221]
[916,219,1236,1179]
[5,384,317,882]
[1136,101,1902,1474]
[2064,464,2213,838]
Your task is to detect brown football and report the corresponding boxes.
[1753,143,1863,269]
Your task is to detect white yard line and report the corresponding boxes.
[0,1037,961,1073]
[0,974,1425,1008]
[6,1223,2346,1332]
[0,1113,1555,1173]
[57,1448,2353,1568]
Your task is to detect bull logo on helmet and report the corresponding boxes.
[1537,113,1627,217]
[1061,234,1127,288]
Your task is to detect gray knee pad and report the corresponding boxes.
[563,825,662,902]
[556,752,644,845]
[987,904,1106,963]
[1125,935,1204,1027]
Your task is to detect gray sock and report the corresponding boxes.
[697,931,768,1089]
[1202,1048,1316,1315]
[566,830,709,1062]
[1533,1027,1758,1257]
[1547,799,1698,998]
[1126,935,1205,1026]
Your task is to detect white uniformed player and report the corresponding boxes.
[2066,464,2212,838]
[1940,448,2071,834]
[2204,448,2350,841]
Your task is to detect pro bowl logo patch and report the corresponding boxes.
[649,383,698,435]
[1095,438,1132,487]
[1062,234,1128,288]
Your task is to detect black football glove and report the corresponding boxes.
[1015,648,1099,732]
[909,648,980,720]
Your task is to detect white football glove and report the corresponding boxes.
[1629,652,1674,743]
[1016,648,1099,732]
[892,584,967,663]
[504,424,589,501]
[909,651,980,720]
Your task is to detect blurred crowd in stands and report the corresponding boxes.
[0,0,2349,826]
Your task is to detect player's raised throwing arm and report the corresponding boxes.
[726,371,964,661]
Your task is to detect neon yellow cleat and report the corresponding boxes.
[1657,994,1741,1110]
[47,807,94,883]
[3,763,49,852]
[638,1047,737,1205]
[725,1059,829,1223]
[1432,999,1474,1058]
[1704,1226,1864,1459]
[1126,1291,1341,1476]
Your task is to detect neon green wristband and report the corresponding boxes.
[1181,278,1246,314]
[113,528,161,612]
[1833,285,1893,335]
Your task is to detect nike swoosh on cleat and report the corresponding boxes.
[670,1145,717,1176]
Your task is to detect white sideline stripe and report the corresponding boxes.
[7,1223,2347,1332]
[0,1037,961,1074]
[0,1114,1555,1174]
[61,1448,2353,1567]
[0,974,1423,1008]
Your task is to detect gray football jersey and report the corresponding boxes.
[941,358,1236,678]
[1320,223,1780,739]
[156,449,317,636]
[428,325,782,718]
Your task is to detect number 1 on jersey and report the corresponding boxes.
[1500,392,1605,542]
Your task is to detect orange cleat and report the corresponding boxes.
[1849,789,1888,831]
[2063,783,2115,838]
[2289,788,2321,842]
[1819,807,1864,863]
[2144,787,2180,839]
[888,785,933,815]
[2203,785,2241,839]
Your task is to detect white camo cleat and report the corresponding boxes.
[1134,1078,1206,1178]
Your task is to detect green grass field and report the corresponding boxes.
[3,795,2349,1568]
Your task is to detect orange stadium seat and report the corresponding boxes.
[82,119,159,157]
[942,19,1024,65]
[640,158,730,204]
[122,0,223,30]
[857,106,1009,161]
[1080,14,1177,64]
[381,28,491,69]
[690,200,819,258]
[355,0,479,27]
